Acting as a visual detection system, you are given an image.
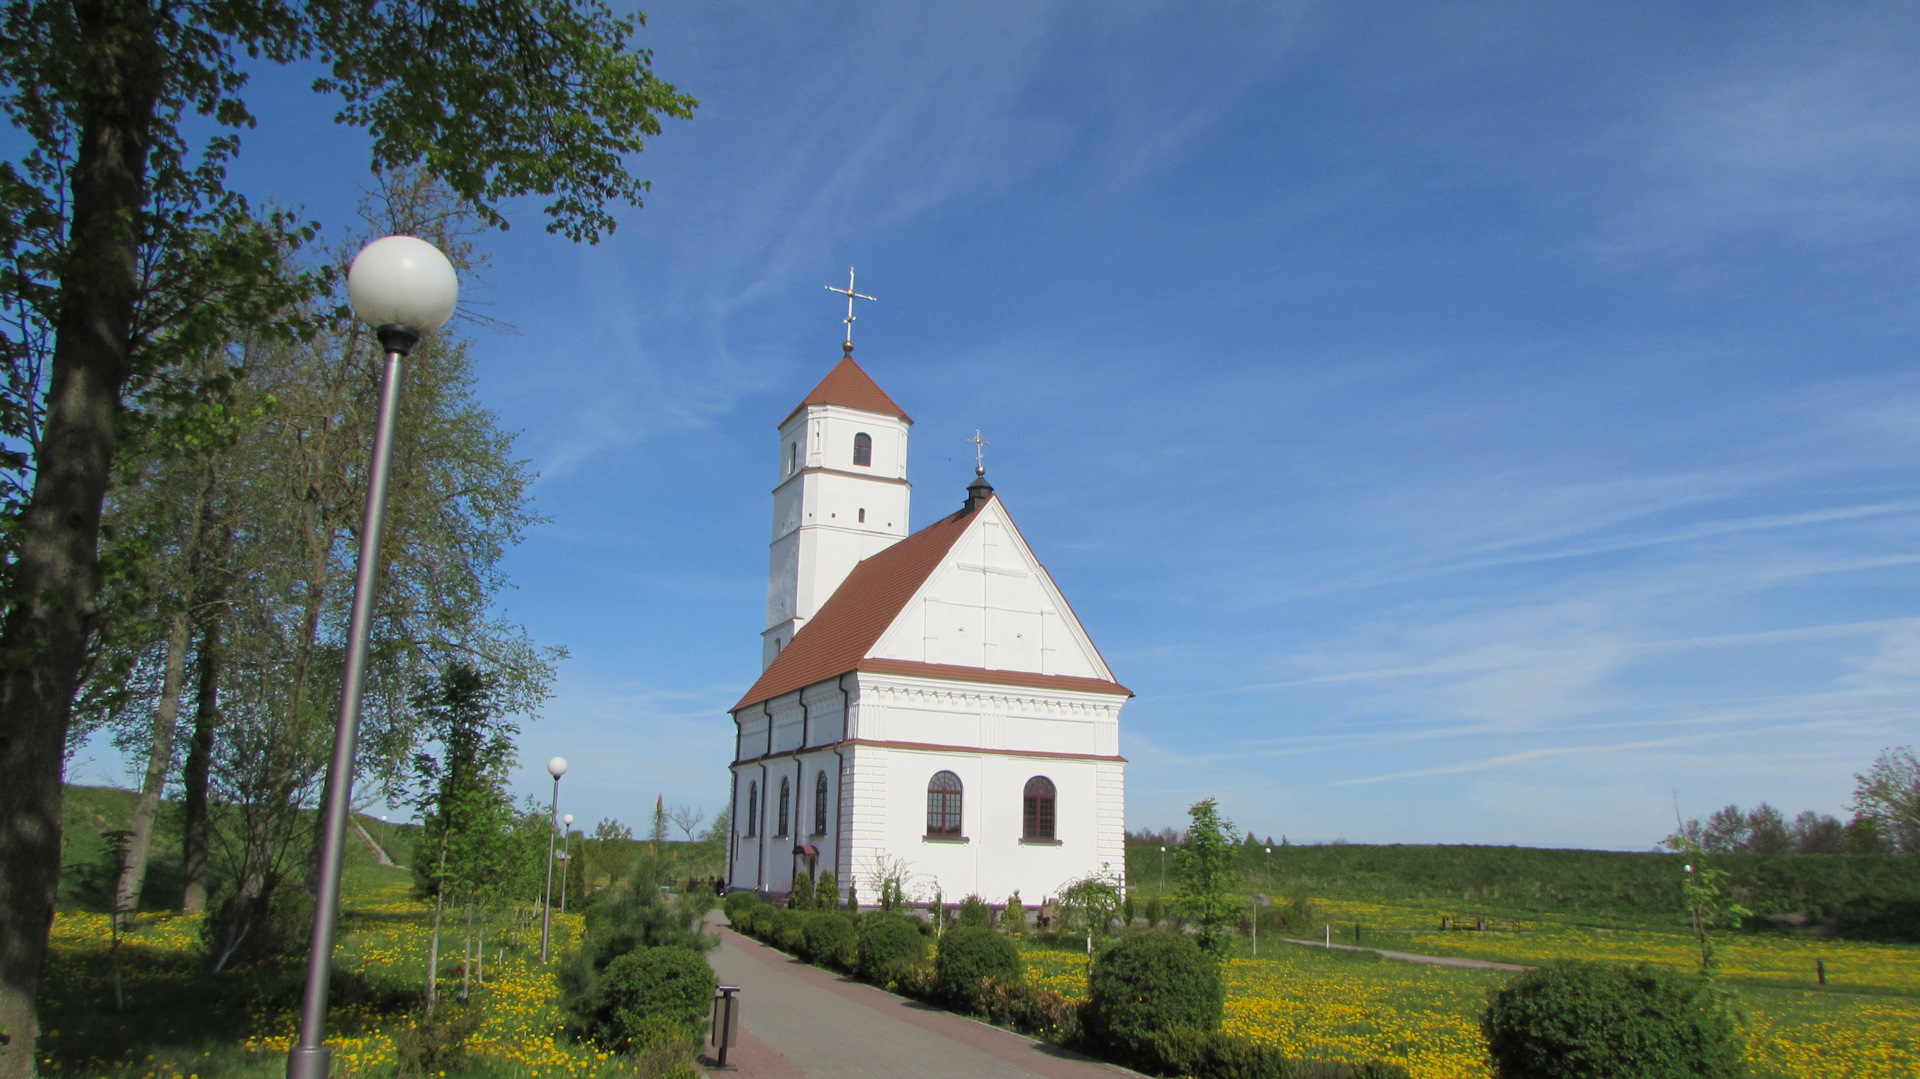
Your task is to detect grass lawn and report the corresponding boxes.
[36,861,625,1079]
[1023,902,1920,1079]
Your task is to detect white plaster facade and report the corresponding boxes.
[727,355,1129,908]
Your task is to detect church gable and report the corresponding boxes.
[868,497,1114,682]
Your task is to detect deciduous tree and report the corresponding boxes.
[1172,797,1240,957]
[0,3,693,1070]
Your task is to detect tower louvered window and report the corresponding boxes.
[1023,776,1056,840]
[926,771,963,836]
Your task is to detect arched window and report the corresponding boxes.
[852,432,872,467]
[777,777,791,836]
[927,771,963,836]
[1023,776,1056,840]
[745,781,758,837]
[813,771,830,835]
[786,442,797,475]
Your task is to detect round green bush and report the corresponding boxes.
[933,925,1023,1009]
[803,912,858,968]
[593,945,718,1050]
[1086,932,1225,1062]
[856,913,928,984]
[1482,961,1744,1079]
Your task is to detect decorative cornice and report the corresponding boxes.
[731,735,1127,767]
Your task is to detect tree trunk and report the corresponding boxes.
[424,841,448,1019]
[0,3,162,1076]
[178,602,224,913]
[111,606,191,928]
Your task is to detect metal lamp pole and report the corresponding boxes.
[287,236,458,1079]
[540,756,568,962]
[559,813,575,914]
[1265,846,1272,892]
[1159,846,1166,893]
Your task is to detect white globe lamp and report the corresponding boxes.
[347,235,459,352]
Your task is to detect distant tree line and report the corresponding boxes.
[1670,746,1920,855]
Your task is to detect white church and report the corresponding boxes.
[724,346,1130,908]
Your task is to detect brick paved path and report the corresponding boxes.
[701,923,1136,1079]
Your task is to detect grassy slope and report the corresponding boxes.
[1125,841,1920,924]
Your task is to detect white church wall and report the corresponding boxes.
[851,745,1116,905]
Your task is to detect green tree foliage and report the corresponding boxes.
[1086,932,1225,1065]
[955,893,992,929]
[0,3,693,1069]
[1481,961,1745,1079]
[406,663,518,1013]
[1056,868,1124,946]
[1851,746,1920,853]
[1174,798,1241,956]
[932,925,1021,1011]
[1659,835,1752,971]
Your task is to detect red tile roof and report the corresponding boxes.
[734,503,975,711]
[782,356,912,426]
[730,497,1131,712]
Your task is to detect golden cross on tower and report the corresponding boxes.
[824,267,876,355]
[967,429,990,475]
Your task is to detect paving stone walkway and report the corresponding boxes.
[1277,937,1530,971]
[701,923,1136,1079]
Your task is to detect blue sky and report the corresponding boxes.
[61,2,1920,849]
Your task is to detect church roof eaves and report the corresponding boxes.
[729,495,1132,712]
[780,355,913,427]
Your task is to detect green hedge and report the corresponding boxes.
[1481,961,1745,1079]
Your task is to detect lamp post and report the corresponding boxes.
[287,236,458,1079]
[559,813,575,914]
[1159,846,1167,892]
[540,756,568,962]
[1265,846,1272,892]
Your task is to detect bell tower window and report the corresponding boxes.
[852,432,872,467]
[786,442,798,476]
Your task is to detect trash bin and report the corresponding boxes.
[710,986,741,1067]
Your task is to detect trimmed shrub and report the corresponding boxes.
[791,873,815,911]
[1004,891,1028,935]
[582,945,718,1050]
[1086,932,1225,1063]
[771,908,808,954]
[1481,961,1745,1079]
[933,925,1022,1009]
[956,893,993,929]
[856,913,928,984]
[802,912,857,969]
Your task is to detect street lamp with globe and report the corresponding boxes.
[288,236,458,1079]
[540,756,569,961]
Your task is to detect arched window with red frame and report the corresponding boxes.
[1022,776,1056,840]
[926,771,963,836]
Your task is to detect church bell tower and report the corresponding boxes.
[763,348,912,668]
